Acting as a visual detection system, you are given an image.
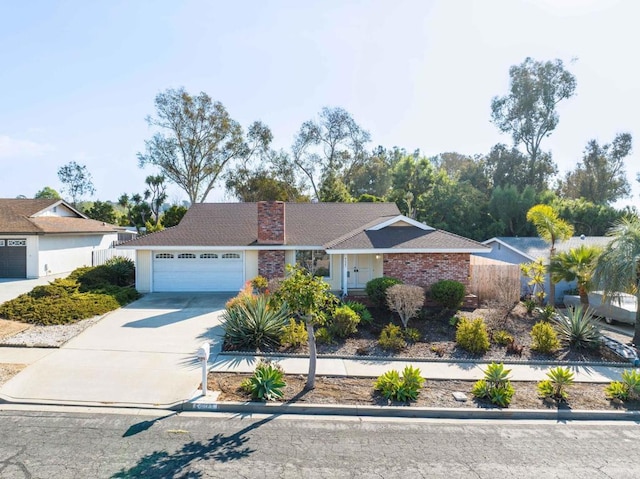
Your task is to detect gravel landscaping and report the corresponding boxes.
[0,315,103,348]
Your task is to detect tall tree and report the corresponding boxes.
[560,133,633,204]
[138,87,271,203]
[85,200,117,224]
[552,197,629,236]
[161,204,188,228]
[57,161,95,207]
[388,154,435,219]
[318,170,352,203]
[484,144,529,190]
[491,57,576,189]
[488,185,536,237]
[526,204,575,304]
[432,152,490,194]
[346,147,400,198]
[143,175,167,226]
[593,217,640,345]
[549,245,602,305]
[34,186,61,199]
[292,107,370,200]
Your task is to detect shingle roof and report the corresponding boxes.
[123,202,487,252]
[485,236,613,261]
[0,198,120,235]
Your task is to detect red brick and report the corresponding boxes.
[257,201,285,244]
[258,250,285,279]
[383,253,470,290]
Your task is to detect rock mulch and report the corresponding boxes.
[0,316,102,348]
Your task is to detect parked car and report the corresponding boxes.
[563,291,637,325]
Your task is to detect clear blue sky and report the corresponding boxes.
[1,0,638,207]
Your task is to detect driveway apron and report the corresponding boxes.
[0,293,228,407]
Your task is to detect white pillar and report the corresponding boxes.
[342,254,348,298]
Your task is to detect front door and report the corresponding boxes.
[346,254,372,289]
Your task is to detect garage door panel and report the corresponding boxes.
[0,239,27,278]
[152,252,244,292]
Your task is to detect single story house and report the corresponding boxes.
[478,236,612,302]
[0,198,122,278]
[119,201,490,294]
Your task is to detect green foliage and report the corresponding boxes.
[430,280,465,310]
[34,186,61,199]
[471,362,514,407]
[455,316,490,354]
[604,381,629,401]
[523,299,537,314]
[378,323,407,351]
[69,257,135,289]
[552,306,601,350]
[160,204,188,228]
[365,277,403,309]
[537,304,556,321]
[538,366,574,401]
[280,318,308,349]
[344,301,373,325]
[403,327,421,343]
[607,369,640,401]
[520,259,547,304]
[250,275,269,294]
[492,330,513,346]
[275,265,335,325]
[315,327,334,345]
[548,245,601,303]
[57,161,95,206]
[241,361,286,401]
[329,305,360,338]
[221,295,289,351]
[85,200,117,224]
[530,321,560,354]
[374,366,424,402]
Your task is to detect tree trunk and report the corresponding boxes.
[578,284,589,305]
[634,293,640,347]
[305,317,317,390]
[548,247,556,307]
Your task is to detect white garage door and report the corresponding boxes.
[153,252,244,292]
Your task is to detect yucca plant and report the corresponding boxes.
[552,305,601,350]
[222,295,289,351]
[538,366,574,401]
[241,361,286,401]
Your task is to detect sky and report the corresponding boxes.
[1,0,639,208]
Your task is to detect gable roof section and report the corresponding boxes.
[0,198,119,235]
[482,236,613,262]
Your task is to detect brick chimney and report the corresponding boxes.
[257,201,285,244]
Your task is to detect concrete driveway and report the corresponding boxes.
[0,293,228,407]
[0,274,67,305]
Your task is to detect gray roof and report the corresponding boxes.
[484,236,613,261]
[123,202,488,252]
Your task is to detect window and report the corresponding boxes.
[222,253,240,259]
[200,253,218,259]
[178,253,196,259]
[0,240,4,247]
[7,239,26,247]
[155,253,174,259]
[296,250,330,278]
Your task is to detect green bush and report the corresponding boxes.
[530,321,560,354]
[374,365,424,402]
[605,369,640,401]
[69,257,135,289]
[378,323,407,351]
[344,300,373,325]
[471,362,514,407]
[315,327,334,345]
[280,318,308,348]
[241,361,286,401]
[553,306,601,350]
[329,305,361,338]
[523,298,537,314]
[537,366,574,402]
[365,277,403,308]
[403,327,421,342]
[30,278,79,298]
[455,316,490,354]
[103,257,135,286]
[536,304,556,321]
[221,295,289,351]
[430,280,465,310]
[492,330,513,346]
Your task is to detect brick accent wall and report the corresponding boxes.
[383,253,470,289]
[258,250,286,279]
[257,201,285,244]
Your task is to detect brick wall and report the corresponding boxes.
[383,253,470,289]
[257,201,285,244]
[258,250,285,279]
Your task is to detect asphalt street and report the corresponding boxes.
[0,407,639,478]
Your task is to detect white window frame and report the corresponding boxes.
[295,249,331,279]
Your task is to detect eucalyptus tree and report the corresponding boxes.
[57,161,95,207]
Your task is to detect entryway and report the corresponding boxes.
[346,254,373,289]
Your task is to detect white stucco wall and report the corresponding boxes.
[37,233,117,277]
[135,250,152,292]
[245,250,259,281]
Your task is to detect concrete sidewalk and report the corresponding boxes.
[211,354,628,383]
[0,274,67,305]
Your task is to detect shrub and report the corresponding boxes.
[492,330,513,346]
[365,277,403,308]
[221,295,288,351]
[430,280,465,310]
[30,278,79,298]
[455,316,490,354]
[241,361,286,401]
[344,300,373,325]
[403,327,421,342]
[69,257,135,289]
[537,366,574,401]
[523,298,537,314]
[378,323,407,351]
[250,275,269,294]
[225,282,256,310]
[330,305,360,338]
[530,321,560,354]
[315,327,334,345]
[605,370,640,401]
[280,318,308,348]
[374,365,424,402]
[103,257,136,286]
[536,304,556,321]
[553,306,601,350]
[385,284,425,328]
[471,362,514,407]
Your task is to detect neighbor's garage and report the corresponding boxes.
[0,239,27,278]
[152,251,244,292]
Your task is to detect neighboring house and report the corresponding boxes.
[119,201,489,294]
[0,198,122,278]
[479,236,612,302]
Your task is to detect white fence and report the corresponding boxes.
[92,248,136,267]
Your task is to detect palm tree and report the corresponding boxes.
[593,217,640,346]
[549,245,602,305]
[526,204,574,305]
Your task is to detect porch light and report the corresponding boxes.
[375,254,381,260]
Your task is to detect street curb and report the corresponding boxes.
[0,391,187,411]
[177,397,640,422]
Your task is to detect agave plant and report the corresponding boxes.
[552,305,601,350]
[538,366,574,401]
[221,294,289,351]
[471,362,515,407]
[242,361,286,401]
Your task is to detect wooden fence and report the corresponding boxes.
[469,255,520,304]
[92,248,136,267]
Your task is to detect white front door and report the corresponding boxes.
[346,254,372,289]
